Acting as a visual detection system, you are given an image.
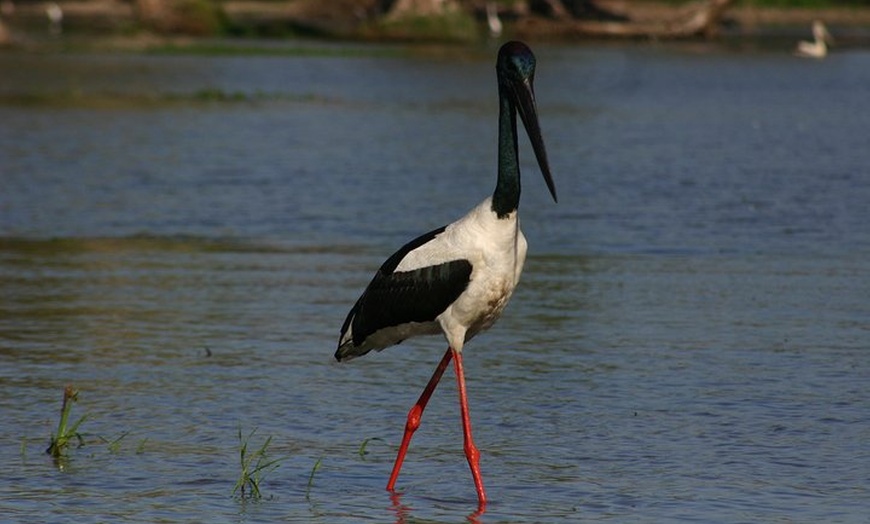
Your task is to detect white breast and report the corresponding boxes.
[399,197,528,351]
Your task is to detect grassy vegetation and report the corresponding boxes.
[46,385,88,465]
[232,427,285,501]
[357,437,385,459]
[0,89,325,109]
[366,10,479,43]
[98,430,132,454]
[172,0,226,36]
[32,386,377,505]
[305,457,322,501]
[31,387,414,503]
[145,41,402,58]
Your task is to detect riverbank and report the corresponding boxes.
[3,0,870,49]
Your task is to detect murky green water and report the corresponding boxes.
[1,41,868,522]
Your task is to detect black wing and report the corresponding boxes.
[336,226,472,360]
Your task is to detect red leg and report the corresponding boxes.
[451,348,487,507]
[386,347,453,492]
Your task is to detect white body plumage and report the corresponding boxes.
[336,196,526,357]
[397,197,527,352]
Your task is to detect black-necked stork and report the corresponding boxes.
[335,41,556,507]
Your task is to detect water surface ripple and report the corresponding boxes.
[1,43,868,522]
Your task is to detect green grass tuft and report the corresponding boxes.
[46,385,88,465]
[232,427,284,501]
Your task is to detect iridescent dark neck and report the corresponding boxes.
[491,87,520,218]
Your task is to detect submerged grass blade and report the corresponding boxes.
[99,430,131,454]
[358,437,385,459]
[305,457,323,501]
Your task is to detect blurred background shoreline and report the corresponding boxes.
[3,0,870,50]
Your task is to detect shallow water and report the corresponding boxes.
[1,41,868,522]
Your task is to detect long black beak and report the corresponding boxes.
[513,78,557,203]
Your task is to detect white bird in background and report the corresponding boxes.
[486,1,502,38]
[795,20,833,58]
[46,2,63,35]
[335,41,557,508]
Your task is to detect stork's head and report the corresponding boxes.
[496,41,557,203]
